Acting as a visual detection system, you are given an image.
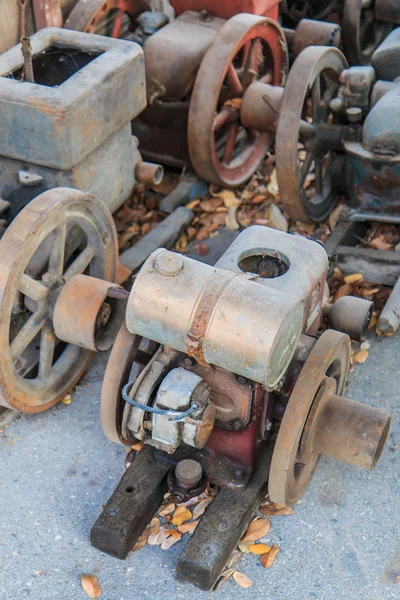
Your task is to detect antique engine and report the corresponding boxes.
[266,28,400,223]
[0,28,162,220]
[91,224,391,590]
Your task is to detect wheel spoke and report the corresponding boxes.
[48,223,67,278]
[223,123,239,165]
[10,310,46,362]
[38,324,56,380]
[311,76,321,123]
[19,273,48,305]
[241,40,252,69]
[247,39,262,76]
[111,8,124,38]
[213,106,238,131]
[226,64,243,97]
[300,151,314,185]
[63,245,95,281]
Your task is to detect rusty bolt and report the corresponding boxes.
[96,302,112,329]
[183,357,195,367]
[233,419,242,430]
[175,459,203,488]
[41,271,53,284]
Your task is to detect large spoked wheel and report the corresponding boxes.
[0,188,117,413]
[268,330,351,507]
[341,0,392,65]
[188,14,288,188]
[276,46,348,223]
[64,0,146,38]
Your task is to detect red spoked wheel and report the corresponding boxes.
[188,14,288,188]
[64,0,147,38]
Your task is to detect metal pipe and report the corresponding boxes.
[135,161,164,186]
[20,37,34,83]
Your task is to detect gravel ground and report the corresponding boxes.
[0,328,399,600]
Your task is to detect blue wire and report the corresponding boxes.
[122,381,198,422]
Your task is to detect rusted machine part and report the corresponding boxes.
[341,0,393,65]
[240,81,283,133]
[100,324,144,445]
[374,0,400,23]
[64,0,148,37]
[280,0,340,24]
[134,161,164,186]
[53,275,126,351]
[171,0,280,20]
[32,0,63,29]
[325,295,373,341]
[188,14,288,187]
[304,377,391,471]
[20,37,34,83]
[292,19,341,57]
[275,46,348,222]
[268,329,350,506]
[0,187,117,413]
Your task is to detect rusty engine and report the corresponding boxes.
[89,224,391,589]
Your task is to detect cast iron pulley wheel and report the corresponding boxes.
[64,0,147,38]
[341,0,393,65]
[0,187,117,413]
[276,46,348,223]
[100,323,142,445]
[188,14,288,188]
[268,329,351,507]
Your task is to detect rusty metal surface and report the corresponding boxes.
[134,160,164,186]
[188,13,288,187]
[268,330,351,507]
[341,0,393,65]
[292,18,341,56]
[171,0,280,19]
[33,0,63,29]
[53,274,125,351]
[374,0,400,23]
[276,46,348,222]
[0,187,117,413]
[64,0,147,36]
[181,359,253,428]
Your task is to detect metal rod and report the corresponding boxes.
[21,37,35,83]
[107,286,130,301]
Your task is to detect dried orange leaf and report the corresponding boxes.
[161,530,182,550]
[158,502,175,517]
[248,543,272,555]
[131,441,144,452]
[260,544,280,569]
[353,349,368,364]
[259,501,294,517]
[81,574,101,598]
[186,199,200,210]
[192,498,213,519]
[212,188,241,208]
[232,571,253,588]
[178,520,199,534]
[344,273,363,284]
[149,517,161,535]
[172,507,192,526]
[242,518,271,542]
[147,527,165,546]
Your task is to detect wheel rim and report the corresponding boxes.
[276,46,348,223]
[64,0,140,38]
[268,330,351,507]
[188,14,288,187]
[0,188,117,413]
[342,0,393,65]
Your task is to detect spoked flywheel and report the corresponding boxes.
[64,0,146,38]
[0,187,118,413]
[276,46,348,223]
[341,0,393,65]
[188,14,288,188]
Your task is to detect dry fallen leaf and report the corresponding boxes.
[61,393,72,405]
[192,498,213,519]
[370,235,393,251]
[353,349,368,364]
[177,520,199,534]
[172,507,192,526]
[212,188,241,208]
[238,542,251,554]
[226,206,240,230]
[328,203,343,231]
[242,518,271,542]
[233,571,253,589]
[267,169,279,197]
[161,529,182,550]
[215,568,235,590]
[259,501,294,517]
[147,527,165,546]
[131,441,144,452]
[344,273,363,285]
[149,517,161,535]
[260,544,280,569]
[81,574,101,598]
[248,543,272,555]
[158,502,175,517]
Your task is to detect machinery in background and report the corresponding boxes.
[91,223,391,590]
[0,27,162,221]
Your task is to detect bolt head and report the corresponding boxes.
[175,459,203,488]
[154,251,183,277]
